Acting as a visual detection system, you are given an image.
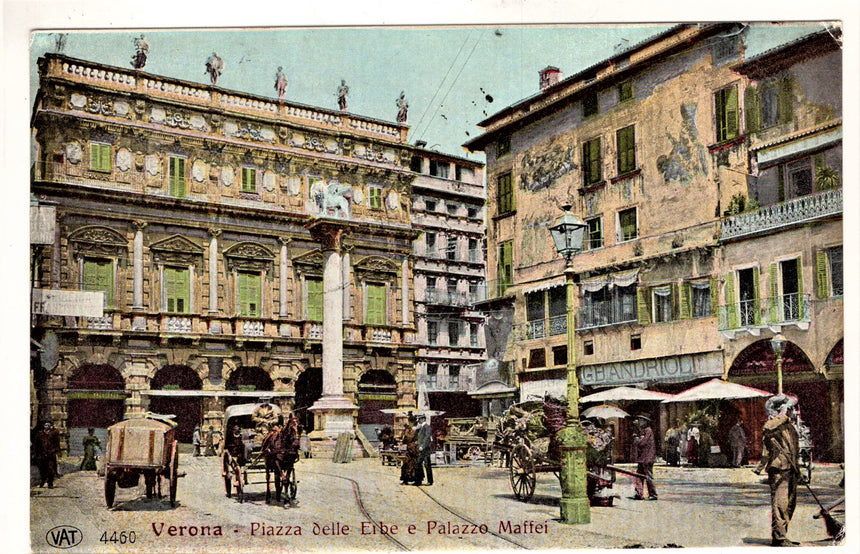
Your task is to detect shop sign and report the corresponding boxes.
[580,352,722,387]
[32,289,104,317]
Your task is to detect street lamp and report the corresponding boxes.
[770,333,786,395]
[548,204,590,525]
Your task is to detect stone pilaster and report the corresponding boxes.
[208,228,221,314]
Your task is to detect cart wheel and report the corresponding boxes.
[105,473,117,508]
[287,467,297,502]
[467,446,483,461]
[169,440,179,507]
[222,453,233,497]
[510,444,536,502]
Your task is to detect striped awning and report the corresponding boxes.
[521,277,566,295]
[580,269,639,292]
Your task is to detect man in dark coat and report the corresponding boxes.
[753,395,801,547]
[631,414,658,500]
[36,421,61,488]
[414,414,433,486]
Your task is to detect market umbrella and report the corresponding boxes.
[581,404,630,419]
[661,378,771,403]
[580,386,674,403]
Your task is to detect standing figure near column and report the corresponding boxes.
[414,414,433,486]
[631,414,658,500]
[753,394,801,547]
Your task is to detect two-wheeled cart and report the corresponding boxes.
[103,415,180,508]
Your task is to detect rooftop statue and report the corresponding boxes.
[131,34,150,70]
[205,52,225,85]
[274,66,289,100]
[337,79,349,111]
[396,91,409,124]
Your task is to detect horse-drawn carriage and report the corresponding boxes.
[221,402,299,506]
[103,415,180,508]
[502,399,622,506]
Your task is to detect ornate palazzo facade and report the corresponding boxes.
[31,54,419,452]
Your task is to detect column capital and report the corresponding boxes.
[309,222,347,252]
[132,219,148,231]
[278,236,293,247]
[208,228,222,238]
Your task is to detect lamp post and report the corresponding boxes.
[548,204,590,524]
[770,333,786,395]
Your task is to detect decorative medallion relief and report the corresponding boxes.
[386,191,400,211]
[285,176,302,196]
[288,132,340,154]
[352,186,365,205]
[149,107,209,131]
[263,171,277,192]
[114,101,130,117]
[144,155,160,176]
[70,93,87,110]
[223,121,275,143]
[191,160,207,183]
[115,148,133,172]
[65,143,83,164]
[220,167,235,187]
[353,144,396,163]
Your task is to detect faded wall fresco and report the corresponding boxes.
[656,104,709,185]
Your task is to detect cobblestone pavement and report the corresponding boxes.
[30,454,845,552]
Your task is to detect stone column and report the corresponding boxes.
[132,220,147,310]
[401,257,409,326]
[307,221,357,440]
[342,244,352,321]
[208,228,221,314]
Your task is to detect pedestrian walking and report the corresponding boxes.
[753,394,801,547]
[35,421,61,488]
[730,419,748,467]
[664,427,681,467]
[631,414,658,500]
[399,422,418,485]
[414,414,433,486]
[80,427,101,471]
[192,425,202,456]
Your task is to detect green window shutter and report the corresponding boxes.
[241,168,256,193]
[709,278,719,317]
[671,283,680,320]
[366,284,386,326]
[370,188,382,210]
[777,76,794,125]
[752,267,761,325]
[769,263,779,323]
[165,267,190,313]
[725,272,738,329]
[306,278,323,321]
[726,86,739,140]
[498,241,513,295]
[815,250,830,299]
[637,287,651,325]
[745,85,761,134]
[796,257,805,319]
[90,143,111,172]
[170,158,186,198]
[617,126,636,175]
[83,259,114,308]
[238,272,262,317]
[679,282,691,319]
[590,138,602,183]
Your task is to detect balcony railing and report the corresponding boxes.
[424,289,475,307]
[721,189,842,241]
[576,303,637,330]
[165,316,193,333]
[240,320,265,336]
[517,315,568,341]
[718,294,811,331]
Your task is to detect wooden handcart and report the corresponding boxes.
[103,415,180,508]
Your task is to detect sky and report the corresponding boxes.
[28,23,825,161]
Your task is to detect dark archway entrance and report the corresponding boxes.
[357,370,397,441]
[224,366,274,408]
[729,340,828,461]
[67,364,126,456]
[149,365,202,442]
[294,368,322,433]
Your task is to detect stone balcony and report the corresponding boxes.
[721,189,842,241]
[717,294,811,338]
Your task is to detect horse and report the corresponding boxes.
[262,421,300,506]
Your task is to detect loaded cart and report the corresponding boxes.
[103,415,180,508]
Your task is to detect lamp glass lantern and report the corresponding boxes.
[770,333,786,355]
[549,204,587,261]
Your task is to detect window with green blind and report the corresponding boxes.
[306,277,323,321]
[498,172,514,215]
[582,138,602,186]
[618,81,633,103]
[369,187,382,210]
[241,167,257,193]
[164,266,190,313]
[715,86,739,142]
[89,143,112,173]
[497,136,511,158]
[237,271,262,317]
[616,125,636,175]
[617,207,638,242]
[366,283,386,326]
[583,92,599,118]
[83,258,114,308]
[169,157,186,198]
[498,240,513,295]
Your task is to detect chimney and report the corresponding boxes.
[415,140,427,148]
[539,66,562,91]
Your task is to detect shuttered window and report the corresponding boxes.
[306,278,323,321]
[83,258,114,308]
[369,187,382,210]
[618,80,633,103]
[498,172,514,214]
[715,86,739,142]
[498,240,513,295]
[583,92,599,117]
[582,138,602,186]
[617,208,638,242]
[616,125,636,175]
[169,157,186,198]
[829,247,843,296]
[89,143,111,173]
[164,266,190,313]
[241,167,257,193]
[636,287,651,325]
[366,283,386,326]
[237,271,262,317]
